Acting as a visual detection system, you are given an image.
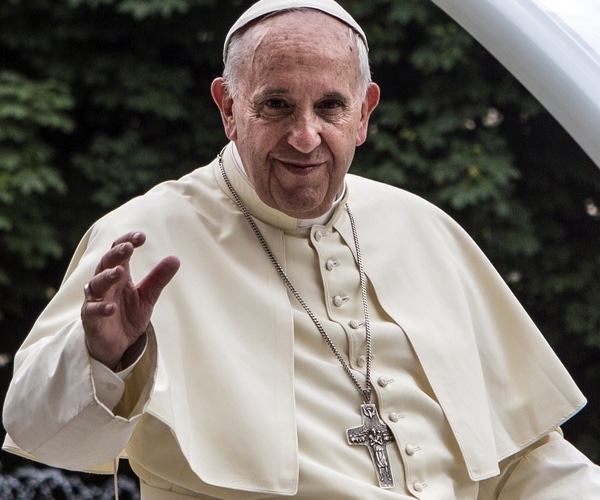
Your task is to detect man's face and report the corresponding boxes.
[213,11,379,219]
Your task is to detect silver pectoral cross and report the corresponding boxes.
[346,403,395,488]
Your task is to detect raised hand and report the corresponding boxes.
[81,231,180,370]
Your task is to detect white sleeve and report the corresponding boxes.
[2,320,156,472]
[91,341,147,410]
[479,429,600,499]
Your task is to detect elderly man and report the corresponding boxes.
[3,0,600,498]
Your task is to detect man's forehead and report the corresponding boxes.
[243,25,363,99]
[247,13,356,61]
[223,0,368,63]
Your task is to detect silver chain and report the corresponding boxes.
[219,153,373,404]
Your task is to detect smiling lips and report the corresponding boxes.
[276,158,326,173]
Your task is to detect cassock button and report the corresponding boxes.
[325,259,339,271]
[349,320,364,329]
[378,376,394,387]
[314,230,330,242]
[389,412,404,422]
[333,295,349,307]
[405,445,421,456]
[356,355,367,367]
[106,383,117,392]
[413,482,427,492]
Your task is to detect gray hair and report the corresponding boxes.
[223,9,371,100]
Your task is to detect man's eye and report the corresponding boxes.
[265,99,288,110]
[319,100,342,110]
[258,99,292,118]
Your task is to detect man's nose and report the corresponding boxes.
[287,112,322,153]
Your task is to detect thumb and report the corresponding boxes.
[136,256,181,305]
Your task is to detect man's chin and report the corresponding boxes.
[275,198,333,219]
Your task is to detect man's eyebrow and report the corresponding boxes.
[254,88,290,101]
[253,89,351,104]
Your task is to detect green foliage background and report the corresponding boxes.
[1,0,599,472]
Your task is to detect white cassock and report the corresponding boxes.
[4,143,600,498]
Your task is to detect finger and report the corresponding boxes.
[80,300,124,369]
[81,301,115,354]
[94,241,135,274]
[136,256,181,306]
[93,232,145,274]
[84,283,102,302]
[111,231,146,249]
[81,300,117,328]
[87,266,125,301]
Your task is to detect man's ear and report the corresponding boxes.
[356,82,380,146]
[211,77,237,141]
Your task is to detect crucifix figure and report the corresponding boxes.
[346,403,395,488]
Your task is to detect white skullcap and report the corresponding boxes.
[223,0,368,62]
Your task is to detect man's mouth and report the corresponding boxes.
[276,159,324,173]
